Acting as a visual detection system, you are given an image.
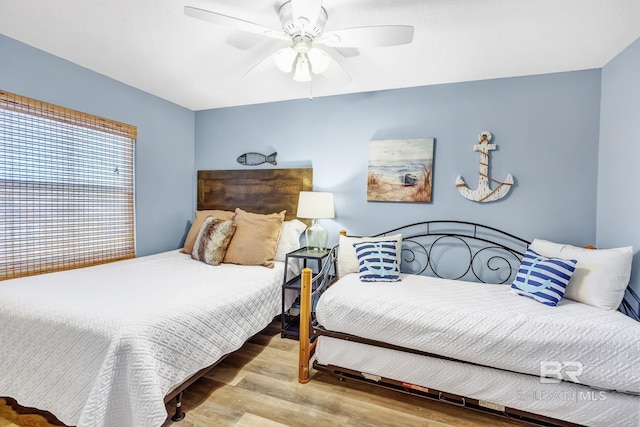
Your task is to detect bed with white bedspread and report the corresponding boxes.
[0,250,285,427]
[0,167,313,427]
[298,221,640,427]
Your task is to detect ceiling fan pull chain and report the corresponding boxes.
[308,78,314,101]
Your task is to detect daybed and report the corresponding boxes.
[0,168,312,427]
[298,221,640,427]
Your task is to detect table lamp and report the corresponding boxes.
[296,191,335,252]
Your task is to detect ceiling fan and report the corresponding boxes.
[184,0,414,83]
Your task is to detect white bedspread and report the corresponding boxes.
[316,273,640,394]
[0,251,284,427]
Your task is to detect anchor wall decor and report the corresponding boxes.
[455,131,514,203]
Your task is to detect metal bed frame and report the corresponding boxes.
[297,221,594,426]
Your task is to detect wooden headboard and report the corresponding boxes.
[197,168,313,222]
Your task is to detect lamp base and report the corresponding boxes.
[305,219,328,252]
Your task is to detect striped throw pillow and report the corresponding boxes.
[353,240,401,282]
[511,248,577,306]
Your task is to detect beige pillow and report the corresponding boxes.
[337,233,403,278]
[191,218,236,266]
[182,209,235,254]
[223,208,286,268]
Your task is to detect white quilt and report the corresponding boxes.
[316,273,640,394]
[0,251,284,427]
[315,337,640,427]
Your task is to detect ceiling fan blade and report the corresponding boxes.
[184,6,288,41]
[225,31,269,50]
[244,41,292,77]
[291,0,322,27]
[319,47,352,86]
[319,25,414,48]
[333,47,359,58]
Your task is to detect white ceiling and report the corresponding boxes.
[1,0,639,111]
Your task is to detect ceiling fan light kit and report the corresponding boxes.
[274,36,331,81]
[184,0,414,84]
[277,1,329,82]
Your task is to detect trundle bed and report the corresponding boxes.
[298,221,640,427]
[0,168,312,427]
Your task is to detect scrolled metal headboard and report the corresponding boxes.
[371,220,530,284]
[343,220,639,320]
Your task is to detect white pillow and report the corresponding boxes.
[338,233,402,278]
[275,219,307,262]
[529,239,633,310]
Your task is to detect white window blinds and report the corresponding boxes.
[0,90,136,280]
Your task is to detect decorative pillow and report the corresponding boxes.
[223,208,285,268]
[530,239,633,310]
[353,240,401,282]
[182,209,235,254]
[337,233,402,278]
[511,248,577,306]
[191,217,236,266]
[275,219,307,262]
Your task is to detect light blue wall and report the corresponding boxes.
[5,27,628,277]
[5,28,639,315]
[0,34,195,256]
[195,70,601,248]
[598,37,640,316]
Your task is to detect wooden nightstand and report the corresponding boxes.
[281,247,332,340]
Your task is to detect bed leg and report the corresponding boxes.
[299,267,312,384]
[171,391,186,422]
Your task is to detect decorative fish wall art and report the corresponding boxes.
[236,152,277,166]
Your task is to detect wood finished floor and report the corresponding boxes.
[1,321,528,427]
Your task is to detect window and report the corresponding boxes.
[0,90,136,280]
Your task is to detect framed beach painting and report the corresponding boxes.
[367,138,434,203]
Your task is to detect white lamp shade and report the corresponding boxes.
[296,191,335,219]
[274,47,297,73]
[308,47,330,74]
[293,56,312,82]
